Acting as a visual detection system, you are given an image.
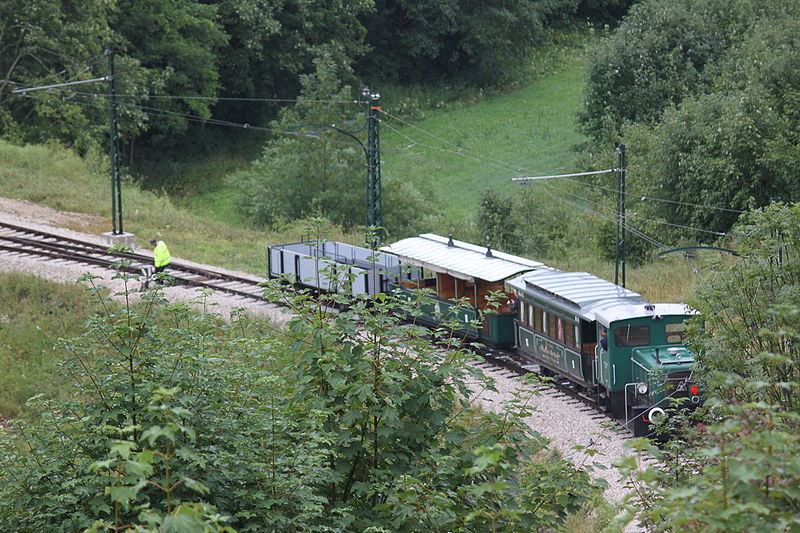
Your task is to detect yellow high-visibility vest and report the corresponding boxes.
[154,240,171,267]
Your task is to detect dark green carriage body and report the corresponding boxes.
[388,283,480,339]
[388,280,523,348]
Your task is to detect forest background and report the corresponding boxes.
[2,0,800,531]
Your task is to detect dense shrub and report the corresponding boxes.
[0,260,599,532]
[611,203,800,532]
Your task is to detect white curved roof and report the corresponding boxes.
[507,269,696,324]
[507,270,644,320]
[380,234,544,282]
[594,302,697,326]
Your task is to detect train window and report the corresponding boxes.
[547,313,557,338]
[564,320,577,348]
[535,306,543,332]
[666,322,687,343]
[556,317,565,342]
[613,325,650,347]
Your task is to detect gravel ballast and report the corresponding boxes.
[0,199,647,529]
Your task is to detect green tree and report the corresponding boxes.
[232,54,365,229]
[233,53,440,236]
[0,0,227,156]
[477,189,518,254]
[579,0,753,142]
[621,10,800,237]
[358,0,558,87]
[689,203,800,408]
[0,0,116,151]
[211,0,371,124]
[113,0,228,148]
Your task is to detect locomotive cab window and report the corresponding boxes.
[666,322,688,344]
[613,325,650,347]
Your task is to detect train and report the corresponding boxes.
[268,233,700,437]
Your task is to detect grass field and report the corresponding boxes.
[380,42,588,223]
[0,273,110,418]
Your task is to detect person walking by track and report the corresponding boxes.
[150,238,171,283]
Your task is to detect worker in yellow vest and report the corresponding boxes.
[149,238,172,283]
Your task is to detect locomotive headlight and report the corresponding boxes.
[636,383,648,395]
[646,407,665,422]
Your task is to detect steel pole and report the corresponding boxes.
[615,144,626,287]
[365,89,382,234]
[107,42,123,234]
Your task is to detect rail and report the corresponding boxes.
[0,221,269,301]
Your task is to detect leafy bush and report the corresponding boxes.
[582,1,800,238]
[580,0,753,142]
[610,203,800,532]
[0,259,599,532]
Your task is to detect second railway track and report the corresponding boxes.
[0,221,269,301]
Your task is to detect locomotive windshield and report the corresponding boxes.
[665,322,688,343]
[613,325,650,346]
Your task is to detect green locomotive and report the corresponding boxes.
[507,269,699,436]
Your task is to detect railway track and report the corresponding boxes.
[478,346,637,437]
[0,221,269,301]
[0,219,637,438]
[0,218,654,510]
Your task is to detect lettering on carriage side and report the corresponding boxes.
[535,334,564,368]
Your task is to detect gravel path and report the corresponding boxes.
[0,198,646,530]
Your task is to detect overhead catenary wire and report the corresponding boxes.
[138,101,732,240]
[573,179,746,214]
[380,120,525,172]
[68,94,369,153]
[99,92,673,246]
[380,118,736,240]
[379,109,533,173]
[18,80,740,244]
[379,107,746,226]
[11,77,110,94]
[381,119,725,241]
[71,90,359,104]
[2,51,108,92]
[511,168,619,181]
[535,179,669,248]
